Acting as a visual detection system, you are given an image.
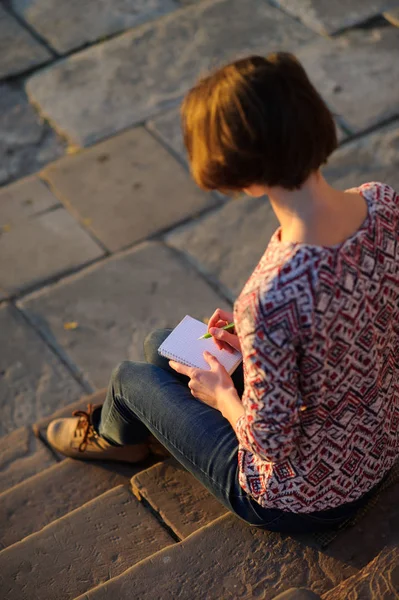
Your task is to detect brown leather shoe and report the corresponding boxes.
[47,404,149,463]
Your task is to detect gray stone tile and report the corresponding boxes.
[131,458,227,539]
[0,4,51,78]
[0,459,143,549]
[274,0,398,35]
[324,121,399,192]
[325,474,399,570]
[0,426,55,493]
[42,127,216,252]
[0,83,65,187]
[26,0,315,146]
[0,175,58,224]
[0,485,173,600]
[0,177,104,296]
[166,196,279,301]
[147,107,186,164]
[296,26,399,134]
[79,514,355,600]
[11,0,179,54]
[0,304,84,437]
[19,241,231,389]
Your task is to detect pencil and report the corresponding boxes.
[198,322,235,340]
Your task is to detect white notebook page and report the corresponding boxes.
[158,315,242,375]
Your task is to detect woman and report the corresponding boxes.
[47,53,399,533]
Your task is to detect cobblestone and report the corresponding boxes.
[26,0,315,146]
[296,26,399,134]
[0,4,50,78]
[42,127,216,252]
[325,121,399,191]
[19,242,231,389]
[275,0,398,35]
[0,176,104,296]
[0,304,84,437]
[11,0,179,54]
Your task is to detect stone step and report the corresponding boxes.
[0,425,55,494]
[74,513,356,600]
[311,470,399,571]
[0,485,174,600]
[322,544,399,600]
[131,457,227,540]
[0,458,146,550]
[0,389,107,496]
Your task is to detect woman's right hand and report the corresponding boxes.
[207,308,241,354]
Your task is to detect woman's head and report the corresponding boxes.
[181,53,337,195]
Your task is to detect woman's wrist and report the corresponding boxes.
[218,387,245,430]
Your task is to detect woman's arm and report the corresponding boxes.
[234,293,301,464]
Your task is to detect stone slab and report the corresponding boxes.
[323,545,399,600]
[317,476,399,571]
[78,513,355,600]
[296,26,399,134]
[26,0,315,146]
[0,177,104,296]
[0,426,55,494]
[274,0,398,35]
[19,241,231,389]
[42,127,216,252]
[324,120,399,192]
[0,485,173,600]
[0,4,50,78]
[166,196,279,301]
[11,0,178,54]
[0,458,143,549]
[147,107,187,164]
[0,83,65,187]
[0,304,84,437]
[131,457,227,539]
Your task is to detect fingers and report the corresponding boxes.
[208,308,234,330]
[203,350,221,369]
[169,361,196,378]
[212,336,234,354]
[209,328,241,352]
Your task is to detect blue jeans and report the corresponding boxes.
[99,329,374,534]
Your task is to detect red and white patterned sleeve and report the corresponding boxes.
[235,292,301,464]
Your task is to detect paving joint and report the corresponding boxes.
[2,1,59,59]
[131,484,182,543]
[163,241,235,306]
[12,302,94,395]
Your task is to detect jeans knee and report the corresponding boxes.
[144,329,172,364]
[111,360,136,390]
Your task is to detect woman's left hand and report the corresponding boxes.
[169,351,235,411]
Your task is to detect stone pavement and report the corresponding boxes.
[1,1,399,599]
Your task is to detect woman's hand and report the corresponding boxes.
[207,308,241,354]
[169,351,236,411]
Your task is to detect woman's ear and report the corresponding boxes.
[243,184,268,198]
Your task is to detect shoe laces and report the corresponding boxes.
[72,403,97,452]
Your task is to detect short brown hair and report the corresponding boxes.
[181,53,337,192]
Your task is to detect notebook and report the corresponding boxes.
[158,315,242,375]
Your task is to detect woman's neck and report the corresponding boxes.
[267,172,367,246]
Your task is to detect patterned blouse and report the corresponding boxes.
[234,182,399,513]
